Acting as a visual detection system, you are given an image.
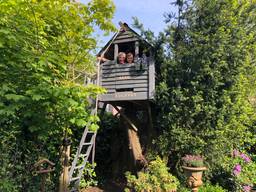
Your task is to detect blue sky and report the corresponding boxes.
[81,0,176,47]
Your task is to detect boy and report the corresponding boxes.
[126,52,134,64]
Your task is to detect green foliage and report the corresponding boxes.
[198,183,227,192]
[154,0,256,182]
[177,186,190,192]
[227,151,256,190]
[79,163,98,189]
[0,131,19,192]
[125,157,179,192]
[0,0,115,191]
[178,183,227,192]
[95,112,120,180]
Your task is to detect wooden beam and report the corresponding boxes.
[135,41,139,57]
[114,44,118,61]
[114,37,138,44]
[99,102,107,119]
[111,104,138,132]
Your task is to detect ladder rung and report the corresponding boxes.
[70,177,80,182]
[75,165,83,170]
[87,131,95,134]
[83,142,92,146]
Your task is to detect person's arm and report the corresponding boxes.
[97,56,108,62]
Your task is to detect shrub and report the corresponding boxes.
[0,0,115,190]
[230,150,256,191]
[79,163,98,189]
[125,157,179,192]
[198,183,227,192]
[155,0,256,183]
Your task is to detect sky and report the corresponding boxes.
[81,0,176,47]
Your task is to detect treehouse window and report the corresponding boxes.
[118,42,135,56]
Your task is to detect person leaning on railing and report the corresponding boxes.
[97,52,127,65]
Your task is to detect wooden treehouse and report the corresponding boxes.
[98,22,155,103]
[97,22,156,173]
[68,23,156,190]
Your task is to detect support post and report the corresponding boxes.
[114,44,119,61]
[111,104,138,132]
[135,41,139,57]
[111,104,147,169]
[59,140,70,192]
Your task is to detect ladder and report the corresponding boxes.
[68,29,120,191]
[68,109,97,191]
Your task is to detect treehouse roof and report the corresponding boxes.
[97,22,153,56]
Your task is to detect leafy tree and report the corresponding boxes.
[0,0,115,191]
[155,0,256,186]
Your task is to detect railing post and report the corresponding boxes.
[114,43,119,61]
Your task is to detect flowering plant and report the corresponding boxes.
[231,150,256,192]
[182,155,204,167]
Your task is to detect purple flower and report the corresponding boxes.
[240,153,251,163]
[242,185,252,192]
[233,149,240,157]
[233,164,242,176]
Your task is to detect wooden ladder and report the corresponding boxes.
[68,109,97,191]
[68,29,119,191]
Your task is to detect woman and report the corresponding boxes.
[118,52,126,64]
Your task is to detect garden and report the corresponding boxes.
[0,0,256,191]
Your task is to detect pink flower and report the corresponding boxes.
[233,164,242,176]
[240,153,251,163]
[233,149,240,157]
[243,185,252,192]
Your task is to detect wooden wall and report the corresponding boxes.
[99,60,155,102]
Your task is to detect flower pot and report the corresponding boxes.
[182,166,207,192]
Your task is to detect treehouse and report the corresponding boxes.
[98,23,155,102]
[68,23,156,188]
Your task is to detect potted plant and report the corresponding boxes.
[182,155,207,192]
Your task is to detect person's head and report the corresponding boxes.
[118,52,126,64]
[126,52,134,64]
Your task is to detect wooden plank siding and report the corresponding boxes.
[99,60,152,101]
[100,92,148,101]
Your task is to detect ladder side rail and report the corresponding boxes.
[68,126,88,179]
[75,135,96,186]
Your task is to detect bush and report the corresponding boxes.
[155,0,256,183]
[229,150,256,191]
[198,183,227,192]
[125,157,179,192]
[177,183,226,192]
[0,0,115,191]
